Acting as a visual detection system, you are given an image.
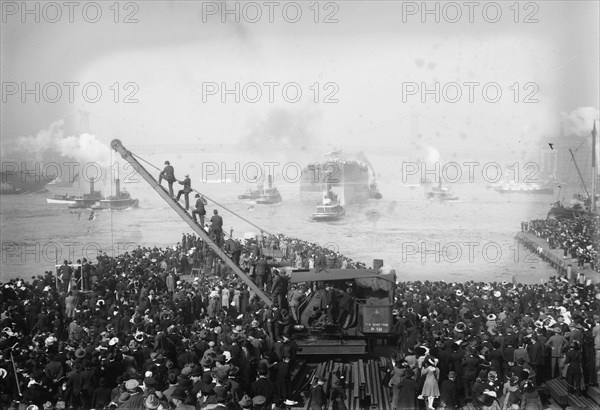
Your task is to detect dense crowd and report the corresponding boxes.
[387,277,600,409]
[525,215,600,272]
[1,227,600,410]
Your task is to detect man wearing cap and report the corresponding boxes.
[192,194,207,226]
[119,379,145,410]
[159,161,176,197]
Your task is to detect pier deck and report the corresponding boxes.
[515,231,599,285]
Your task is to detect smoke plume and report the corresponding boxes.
[1,120,111,166]
[561,107,599,137]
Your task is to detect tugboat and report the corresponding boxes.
[312,189,345,221]
[92,178,139,210]
[255,175,282,205]
[368,181,383,199]
[238,177,264,200]
[425,181,459,201]
[68,178,103,209]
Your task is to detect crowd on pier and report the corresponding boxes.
[1,229,600,410]
[523,214,600,272]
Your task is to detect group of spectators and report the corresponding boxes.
[1,225,600,410]
[524,214,599,272]
[386,276,600,409]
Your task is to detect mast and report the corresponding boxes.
[569,149,589,199]
[592,121,597,212]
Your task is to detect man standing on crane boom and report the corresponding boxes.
[176,174,192,210]
[158,160,176,197]
[210,209,224,246]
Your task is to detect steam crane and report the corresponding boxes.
[110,139,272,306]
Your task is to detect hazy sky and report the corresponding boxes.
[1,0,599,165]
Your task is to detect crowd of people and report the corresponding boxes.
[1,226,599,410]
[524,215,600,272]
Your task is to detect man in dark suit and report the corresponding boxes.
[527,333,547,383]
[255,255,268,288]
[192,194,207,225]
[251,363,275,406]
[440,371,459,410]
[159,160,176,196]
[210,210,224,246]
[176,174,192,210]
[309,377,327,410]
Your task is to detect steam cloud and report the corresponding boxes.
[241,108,321,155]
[562,106,599,137]
[2,120,111,166]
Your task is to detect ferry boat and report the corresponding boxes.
[47,194,77,205]
[255,175,282,205]
[91,178,139,210]
[494,183,554,195]
[425,182,459,201]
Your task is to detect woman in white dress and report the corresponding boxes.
[421,358,440,410]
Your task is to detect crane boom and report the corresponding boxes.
[110,139,272,306]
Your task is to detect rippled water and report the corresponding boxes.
[1,169,566,283]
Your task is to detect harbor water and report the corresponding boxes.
[0,169,565,283]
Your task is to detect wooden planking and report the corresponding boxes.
[587,385,600,406]
[298,357,399,410]
[544,378,569,408]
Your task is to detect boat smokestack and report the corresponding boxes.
[90,177,95,195]
[115,178,121,198]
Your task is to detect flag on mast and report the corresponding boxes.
[89,210,96,221]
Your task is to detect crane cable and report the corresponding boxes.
[129,152,275,236]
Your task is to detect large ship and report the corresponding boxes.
[0,171,49,194]
[300,150,378,205]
